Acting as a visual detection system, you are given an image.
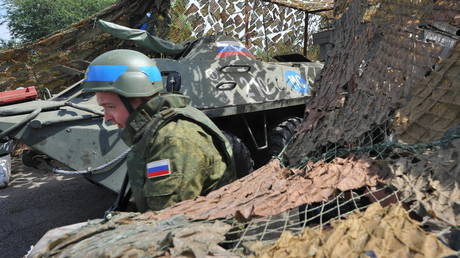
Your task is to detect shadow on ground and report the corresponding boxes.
[0,158,116,258]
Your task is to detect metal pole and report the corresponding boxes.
[303,11,309,57]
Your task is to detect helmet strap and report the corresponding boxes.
[119,95,135,114]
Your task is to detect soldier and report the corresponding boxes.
[83,49,236,212]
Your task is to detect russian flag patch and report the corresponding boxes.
[146,159,171,179]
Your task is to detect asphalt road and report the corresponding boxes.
[0,157,117,258]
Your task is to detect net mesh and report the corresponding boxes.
[164,0,460,254]
[218,129,459,253]
[222,185,402,250]
[171,0,331,60]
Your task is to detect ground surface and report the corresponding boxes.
[0,157,116,258]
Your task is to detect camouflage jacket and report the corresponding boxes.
[121,93,235,212]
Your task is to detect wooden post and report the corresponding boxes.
[244,0,250,47]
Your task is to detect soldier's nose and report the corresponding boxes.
[103,112,114,124]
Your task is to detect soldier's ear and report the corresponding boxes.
[129,97,147,109]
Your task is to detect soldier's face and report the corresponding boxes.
[96,92,130,128]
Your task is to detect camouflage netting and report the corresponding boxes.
[394,42,460,144]
[20,0,460,257]
[29,214,237,258]
[31,130,460,256]
[388,136,460,227]
[251,203,455,257]
[286,0,460,163]
[181,0,332,57]
[140,158,390,221]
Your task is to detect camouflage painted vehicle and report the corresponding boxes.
[0,20,322,195]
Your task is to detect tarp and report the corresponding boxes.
[252,203,455,258]
[97,20,186,55]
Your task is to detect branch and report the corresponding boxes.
[260,0,334,12]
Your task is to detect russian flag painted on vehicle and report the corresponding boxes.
[146,159,171,178]
[216,41,254,58]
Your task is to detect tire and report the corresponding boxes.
[223,131,254,178]
[268,117,302,159]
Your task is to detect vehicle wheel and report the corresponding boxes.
[268,117,303,159]
[222,131,254,178]
[21,150,43,168]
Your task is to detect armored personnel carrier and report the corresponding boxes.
[0,20,322,196]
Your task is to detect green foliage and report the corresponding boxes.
[0,38,20,49]
[0,0,115,42]
[306,45,320,61]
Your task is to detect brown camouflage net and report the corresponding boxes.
[394,42,460,144]
[388,137,460,227]
[29,214,236,258]
[251,203,455,258]
[286,0,460,164]
[278,0,460,254]
[141,158,389,221]
[29,127,460,255]
[27,161,399,257]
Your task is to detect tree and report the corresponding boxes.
[0,38,20,49]
[0,0,116,42]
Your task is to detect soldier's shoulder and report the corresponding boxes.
[157,119,209,139]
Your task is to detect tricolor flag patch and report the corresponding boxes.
[146,159,171,179]
[216,41,255,58]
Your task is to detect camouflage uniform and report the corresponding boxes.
[121,93,236,212]
[81,49,234,211]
